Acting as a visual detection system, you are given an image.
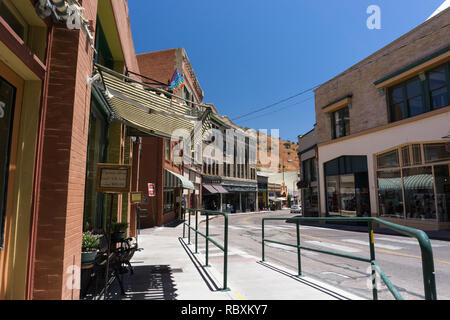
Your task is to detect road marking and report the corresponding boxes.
[305,240,362,253]
[236,292,245,300]
[342,239,403,251]
[228,226,245,230]
[376,237,448,248]
[321,272,350,279]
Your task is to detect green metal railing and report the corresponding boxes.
[182,208,230,291]
[261,217,437,300]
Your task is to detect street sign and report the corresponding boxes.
[148,183,155,197]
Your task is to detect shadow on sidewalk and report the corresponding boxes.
[108,265,179,300]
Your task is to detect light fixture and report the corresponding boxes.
[86,73,101,86]
[419,72,426,81]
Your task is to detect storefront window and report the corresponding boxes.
[83,99,109,231]
[377,143,450,222]
[435,165,450,222]
[0,77,16,247]
[377,170,404,218]
[423,143,450,164]
[377,150,399,169]
[325,156,370,217]
[403,167,436,220]
[340,174,356,216]
[164,189,174,213]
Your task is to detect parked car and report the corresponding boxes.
[290,205,302,214]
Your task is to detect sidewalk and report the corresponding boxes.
[107,222,363,301]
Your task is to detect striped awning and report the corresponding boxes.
[94,64,211,146]
[378,174,434,191]
[164,169,195,190]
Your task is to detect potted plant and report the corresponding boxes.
[81,231,101,264]
[110,222,128,242]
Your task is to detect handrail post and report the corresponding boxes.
[188,208,191,245]
[223,212,229,291]
[182,207,186,238]
[261,219,265,262]
[205,211,210,267]
[195,209,198,254]
[296,220,302,277]
[417,232,437,300]
[368,220,378,300]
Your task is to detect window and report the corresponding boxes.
[302,158,317,182]
[0,1,27,40]
[377,150,399,169]
[332,106,350,139]
[165,139,171,160]
[388,62,450,122]
[163,189,175,213]
[0,77,16,248]
[376,142,450,221]
[377,170,404,218]
[428,66,449,110]
[424,143,450,164]
[324,156,370,217]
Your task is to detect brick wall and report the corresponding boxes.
[315,9,450,145]
[137,49,177,86]
[31,1,98,300]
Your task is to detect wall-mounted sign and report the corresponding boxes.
[96,164,131,194]
[148,183,155,197]
[130,192,143,204]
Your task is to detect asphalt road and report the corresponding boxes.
[201,210,450,300]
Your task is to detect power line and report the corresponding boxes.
[237,95,315,124]
[231,84,320,121]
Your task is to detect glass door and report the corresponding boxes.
[0,76,16,247]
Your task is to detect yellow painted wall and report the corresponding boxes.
[0,59,41,299]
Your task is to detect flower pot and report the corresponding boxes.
[81,251,97,264]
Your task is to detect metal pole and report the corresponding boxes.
[223,212,229,291]
[205,211,210,267]
[103,193,114,299]
[368,221,378,300]
[182,209,185,238]
[188,209,191,245]
[195,209,198,254]
[296,220,302,277]
[261,219,265,261]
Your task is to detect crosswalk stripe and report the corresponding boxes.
[342,239,403,250]
[376,237,448,248]
[305,240,362,253]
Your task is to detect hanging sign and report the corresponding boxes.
[96,164,131,194]
[148,183,155,197]
[130,192,143,204]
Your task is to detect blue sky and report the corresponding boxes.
[128,0,444,142]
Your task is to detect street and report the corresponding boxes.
[196,210,450,300]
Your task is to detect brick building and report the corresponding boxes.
[0,0,212,300]
[134,48,207,227]
[315,8,450,230]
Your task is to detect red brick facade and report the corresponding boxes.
[31,1,99,300]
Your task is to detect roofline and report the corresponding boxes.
[314,7,450,92]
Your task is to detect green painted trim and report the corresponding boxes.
[374,45,450,86]
[297,144,317,156]
[321,94,353,110]
[91,85,112,121]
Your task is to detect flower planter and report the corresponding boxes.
[81,251,97,264]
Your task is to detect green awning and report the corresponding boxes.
[164,169,195,190]
[94,64,211,145]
